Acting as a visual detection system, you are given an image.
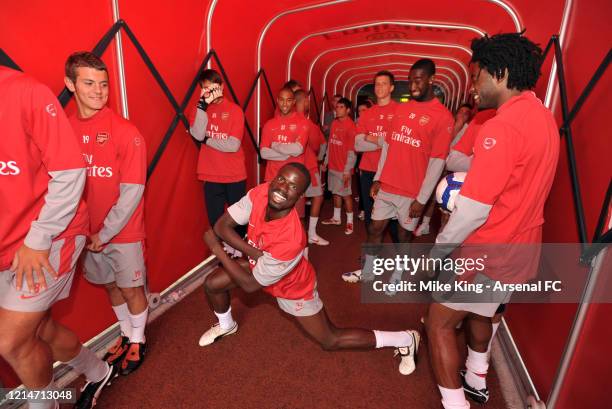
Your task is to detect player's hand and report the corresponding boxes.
[203,229,223,253]
[365,133,378,143]
[342,173,351,188]
[409,200,425,218]
[204,85,223,104]
[370,181,381,199]
[10,244,55,293]
[87,233,105,253]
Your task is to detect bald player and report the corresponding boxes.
[198,163,420,376]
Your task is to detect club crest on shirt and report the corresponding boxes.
[379,114,384,120]
[409,113,416,120]
[281,124,286,131]
[419,115,430,126]
[96,132,110,145]
[134,137,141,146]
[289,124,297,131]
[221,112,229,120]
[45,103,57,117]
[212,113,217,119]
[483,137,497,150]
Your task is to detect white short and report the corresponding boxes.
[371,188,419,231]
[305,171,323,198]
[276,289,324,317]
[83,241,146,288]
[0,236,86,312]
[328,169,351,196]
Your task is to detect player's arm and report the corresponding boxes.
[93,130,147,248]
[259,122,290,161]
[370,139,389,198]
[270,140,304,157]
[354,133,379,152]
[431,122,514,259]
[189,107,208,142]
[446,149,472,172]
[214,193,263,261]
[415,158,446,204]
[204,229,262,293]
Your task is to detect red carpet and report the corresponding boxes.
[71,201,509,408]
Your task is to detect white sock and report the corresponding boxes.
[362,254,375,279]
[308,217,319,237]
[439,386,470,409]
[129,308,148,344]
[465,346,489,390]
[373,330,413,349]
[215,306,236,330]
[112,303,132,339]
[333,207,341,220]
[27,381,57,409]
[487,322,501,353]
[66,346,108,383]
[421,216,431,225]
[346,212,354,225]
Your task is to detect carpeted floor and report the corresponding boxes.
[73,201,509,409]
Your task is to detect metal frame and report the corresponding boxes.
[111,0,129,119]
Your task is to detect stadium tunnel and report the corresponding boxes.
[0,0,610,408]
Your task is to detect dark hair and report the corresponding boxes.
[294,89,307,99]
[65,51,107,82]
[411,58,436,76]
[357,100,373,109]
[470,32,543,90]
[337,97,352,109]
[374,70,395,85]
[333,94,343,99]
[199,69,223,85]
[278,86,295,96]
[283,79,302,91]
[458,103,473,111]
[284,162,311,189]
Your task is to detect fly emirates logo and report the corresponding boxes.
[206,124,228,140]
[390,126,421,148]
[0,160,20,175]
[82,154,113,178]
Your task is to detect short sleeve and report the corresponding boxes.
[229,106,244,140]
[453,122,479,156]
[119,126,147,185]
[226,190,253,225]
[356,111,368,135]
[27,82,84,172]
[430,112,454,159]
[260,121,273,148]
[460,120,515,205]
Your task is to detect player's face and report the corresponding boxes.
[374,75,394,100]
[277,89,295,116]
[408,68,433,102]
[69,67,109,116]
[470,63,499,109]
[455,106,471,123]
[335,103,349,119]
[268,167,306,210]
[295,95,310,115]
[357,104,369,116]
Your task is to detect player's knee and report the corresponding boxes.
[319,336,340,351]
[204,275,221,294]
[0,329,33,359]
[118,285,144,301]
[367,223,384,237]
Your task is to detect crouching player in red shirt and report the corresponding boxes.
[0,67,116,409]
[65,52,149,376]
[199,163,421,375]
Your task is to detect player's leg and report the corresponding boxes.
[199,260,255,346]
[107,242,149,375]
[322,171,343,225]
[306,172,329,245]
[342,193,354,235]
[359,170,375,226]
[294,307,420,375]
[426,303,471,409]
[460,312,493,404]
